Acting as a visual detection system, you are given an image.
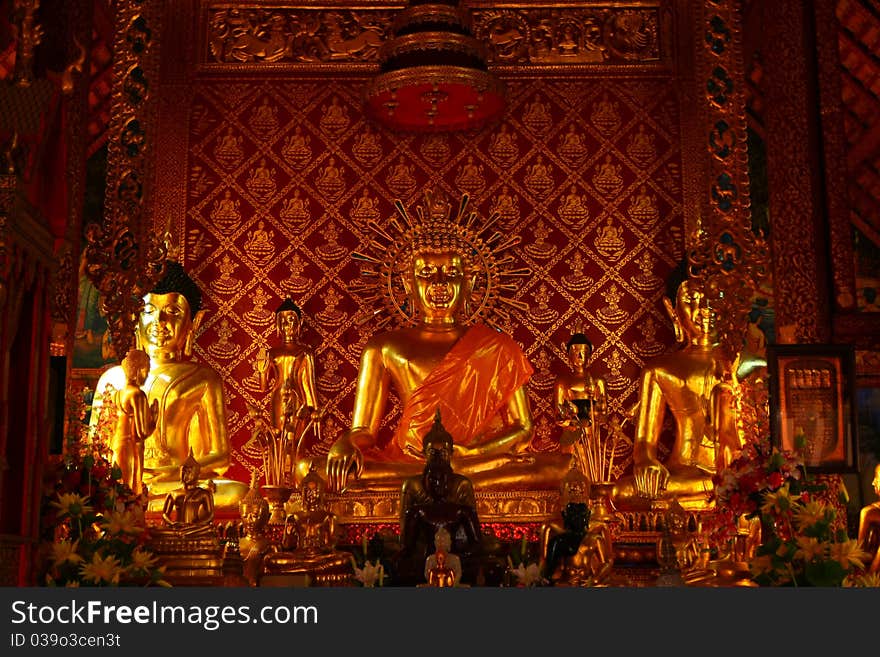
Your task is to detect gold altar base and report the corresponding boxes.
[326,488,562,524]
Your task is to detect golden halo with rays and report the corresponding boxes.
[349,187,531,329]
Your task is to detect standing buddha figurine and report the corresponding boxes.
[256,299,322,485]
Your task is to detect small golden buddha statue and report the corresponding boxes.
[261,466,353,585]
[316,188,570,493]
[554,332,607,444]
[149,451,224,583]
[91,261,246,508]
[109,348,157,495]
[544,504,615,587]
[424,527,461,587]
[858,463,880,574]
[238,474,275,586]
[614,278,740,510]
[157,449,216,539]
[256,299,322,484]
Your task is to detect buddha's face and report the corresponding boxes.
[180,463,199,486]
[412,250,465,322]
[139,292,192,355]
[567,343,590,371]
[675,282,715,341]
[873,465,880,497]
[277,310,301,343]
[424,437,453,466]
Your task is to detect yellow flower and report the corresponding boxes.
[50,493,93,518]
[828,539,869,571]
[794,536,824,562]
[749,554,774,577]
[79,552,122,585]
[100,510,142,536]
[844,572,880,587]
[128,548,158,572]
[760,484,800,516]
[793,500,827,530]
[51,540,84,567]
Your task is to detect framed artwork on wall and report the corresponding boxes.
[767,344,859,474]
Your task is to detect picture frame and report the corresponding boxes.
[767,344,859,474]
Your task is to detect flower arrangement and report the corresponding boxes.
[707,430,871,587]
[39,386,167,587]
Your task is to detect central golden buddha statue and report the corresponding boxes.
[314,188,569,493]
[613,278,741,510]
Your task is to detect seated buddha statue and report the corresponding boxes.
[238,475,275,586]
[613,278,741,510]
[156,449,216,539]
[91,261,246,508]
[540,502,589,584]
[554,510,616,587]
[149,451,224,582]
[317,188,570,493]
[261,466,353,585]
[858,464,880,574]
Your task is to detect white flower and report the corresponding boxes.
[353,560,384,587]
[513,562,545,587]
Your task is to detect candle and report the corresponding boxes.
[521,533,528,562]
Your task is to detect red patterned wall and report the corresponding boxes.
[180,76,685,485]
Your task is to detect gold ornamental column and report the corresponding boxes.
[687,0,767,359]
[84,0,167,362]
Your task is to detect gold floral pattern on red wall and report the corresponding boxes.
[182,76,684,484]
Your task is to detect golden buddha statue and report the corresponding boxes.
[858,463,880,574]
[109,348,157,495]
[261,465,353,585]
[542,503,616,587]
[318,188,570,493]
[158,449,216,538]
[614,278,740,510]
[424,527,461,587]
[149,451,224,584]
[554,332,607,445]
[91,261,245,508]
[238,474,275,586]
[256,299,322,484]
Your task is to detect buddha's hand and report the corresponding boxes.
[633,460,670,498]
[326,433,364,492]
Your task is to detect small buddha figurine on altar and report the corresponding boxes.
[158,449,216,539]
[858,463,880,574]
[91,261,244,507]
[261,465,353,584]
[256,298,322,484]
[559,511,615,587]
[238,474,275,586]
[541,502,588,583]
[399,411,482,560]
[555,331,607,444]
[317,187,570,493]
[424,527,461,587]
[613,278,741,510]
[149,451,224,584]
[109,348,158,495]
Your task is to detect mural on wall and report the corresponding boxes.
[178,76,685,485]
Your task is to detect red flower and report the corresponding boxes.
[767,471,784,489]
